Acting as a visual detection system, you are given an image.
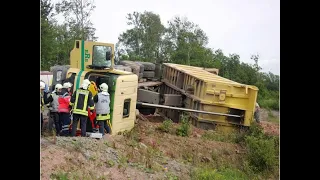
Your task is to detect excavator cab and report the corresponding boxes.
[70,40,115,71]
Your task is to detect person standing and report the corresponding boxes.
[69,79,94,137]
[58,82,73,136]
[44,84,63,135]
[93,83,111,136]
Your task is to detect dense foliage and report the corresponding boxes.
[41,2,279,110]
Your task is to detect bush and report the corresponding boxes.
[158,119,173,133]
[259,98,279,110]
[176,115,191,137]
[244,123,279,172]
[247,123,265,138]
[245,136,276,172]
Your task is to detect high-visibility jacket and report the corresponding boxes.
[69,88,94,116]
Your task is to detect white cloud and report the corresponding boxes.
[51,0,280,75]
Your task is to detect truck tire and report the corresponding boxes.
[137,62,156,71]
[143,71,155,78]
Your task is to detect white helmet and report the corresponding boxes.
[81,79,91,89]
[40,81,46,90]
[99,83,108,92]
[63,82,73,88]
[83,79,90,85]
[55,84,63,90]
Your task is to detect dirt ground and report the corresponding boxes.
[259,109,280,136]
[41,109,279,180]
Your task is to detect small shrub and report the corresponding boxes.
[107,159,115,167]
[245,136,276,172]
[244,123,279,172]
[158,119,173,133]
[166,172,179,180]
[176,115,191,137]
[247,123,265,138]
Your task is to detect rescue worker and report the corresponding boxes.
[44,84,63,135]
[93,83,111,135]
[69,79,94,137]
[58,82,73,136]
[40,81,46,133]
[254,102,260,123]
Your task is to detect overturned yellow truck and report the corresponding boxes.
[51,40,258,134]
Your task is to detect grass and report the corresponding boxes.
[202,130,246,144]
[191,167,250,180]
[42,116,279,180]
[50,172,69,180]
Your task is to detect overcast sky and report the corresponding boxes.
[54,0,280,75]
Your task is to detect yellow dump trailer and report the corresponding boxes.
[160,63,258,130]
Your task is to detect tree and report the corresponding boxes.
[55,0,97,41]
[251,54,262,72]
[41,0,59,70]
[165,16,210,66]
[118,11,166,62]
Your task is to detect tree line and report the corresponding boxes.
[41,0,279,110]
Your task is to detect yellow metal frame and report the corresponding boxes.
[162,63,259,127]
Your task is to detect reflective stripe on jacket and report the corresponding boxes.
[69,89,94,116]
